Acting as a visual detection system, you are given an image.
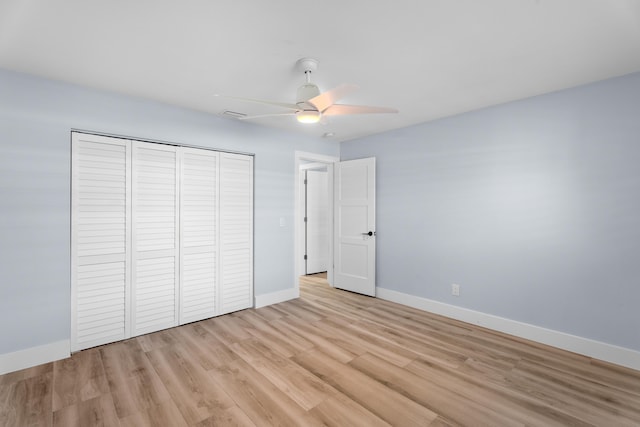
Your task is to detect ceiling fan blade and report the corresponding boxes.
[323,104,399,116]
[215,95,299,110]
[237,112,296,120]
[307,84,359,112]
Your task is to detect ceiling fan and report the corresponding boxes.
[221,58,398,124]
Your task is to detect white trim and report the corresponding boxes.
[300,162,329,171]
[0,340,70,375]
[377,287,640,372]
[254,287,299,309]
[294,151,340,165]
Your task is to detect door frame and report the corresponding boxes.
[294,151,339,296]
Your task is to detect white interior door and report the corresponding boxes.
[219,152,254,314]
[334,157,376,296]
[180,148,218,324]
[131,141,179,336]
[71,133,130,351]
[305,169,329,274]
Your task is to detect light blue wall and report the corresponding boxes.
[342,72,640,352]
[0,69,339,355]
[3,67,639,358]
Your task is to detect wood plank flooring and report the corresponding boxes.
[2,273,640,426]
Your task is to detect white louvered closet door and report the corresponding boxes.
[72,133,254,351]
[71,133,130,352]
[179,148,219,323]
[131,141,179,336]
[219,153,254,314]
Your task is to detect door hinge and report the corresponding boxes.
[304,216,307,222]
[304,179,307,184]
[304,254,307,260]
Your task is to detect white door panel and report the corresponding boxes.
[219,153,253,314]
[180,148,218,324]
[131,141,179,336]
[334,157,376,296]
[306,169,329,274]
[71,133,130,351]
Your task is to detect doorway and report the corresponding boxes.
[302,164,329,275]
[294,151,338,295]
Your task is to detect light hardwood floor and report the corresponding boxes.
[2,274,640,426]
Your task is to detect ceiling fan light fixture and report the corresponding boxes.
[296,110,322,124]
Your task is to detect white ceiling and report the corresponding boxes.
[1,0,640,142]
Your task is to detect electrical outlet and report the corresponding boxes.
[451,284,460,296]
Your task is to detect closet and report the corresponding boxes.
[70,132,253,352]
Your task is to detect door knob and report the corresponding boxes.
[362,231,375,236]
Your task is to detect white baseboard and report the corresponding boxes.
[377,287,640,372]
[254,287,299,309]
[0,340,70,375]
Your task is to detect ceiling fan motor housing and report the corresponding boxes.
[296,83,321,107]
